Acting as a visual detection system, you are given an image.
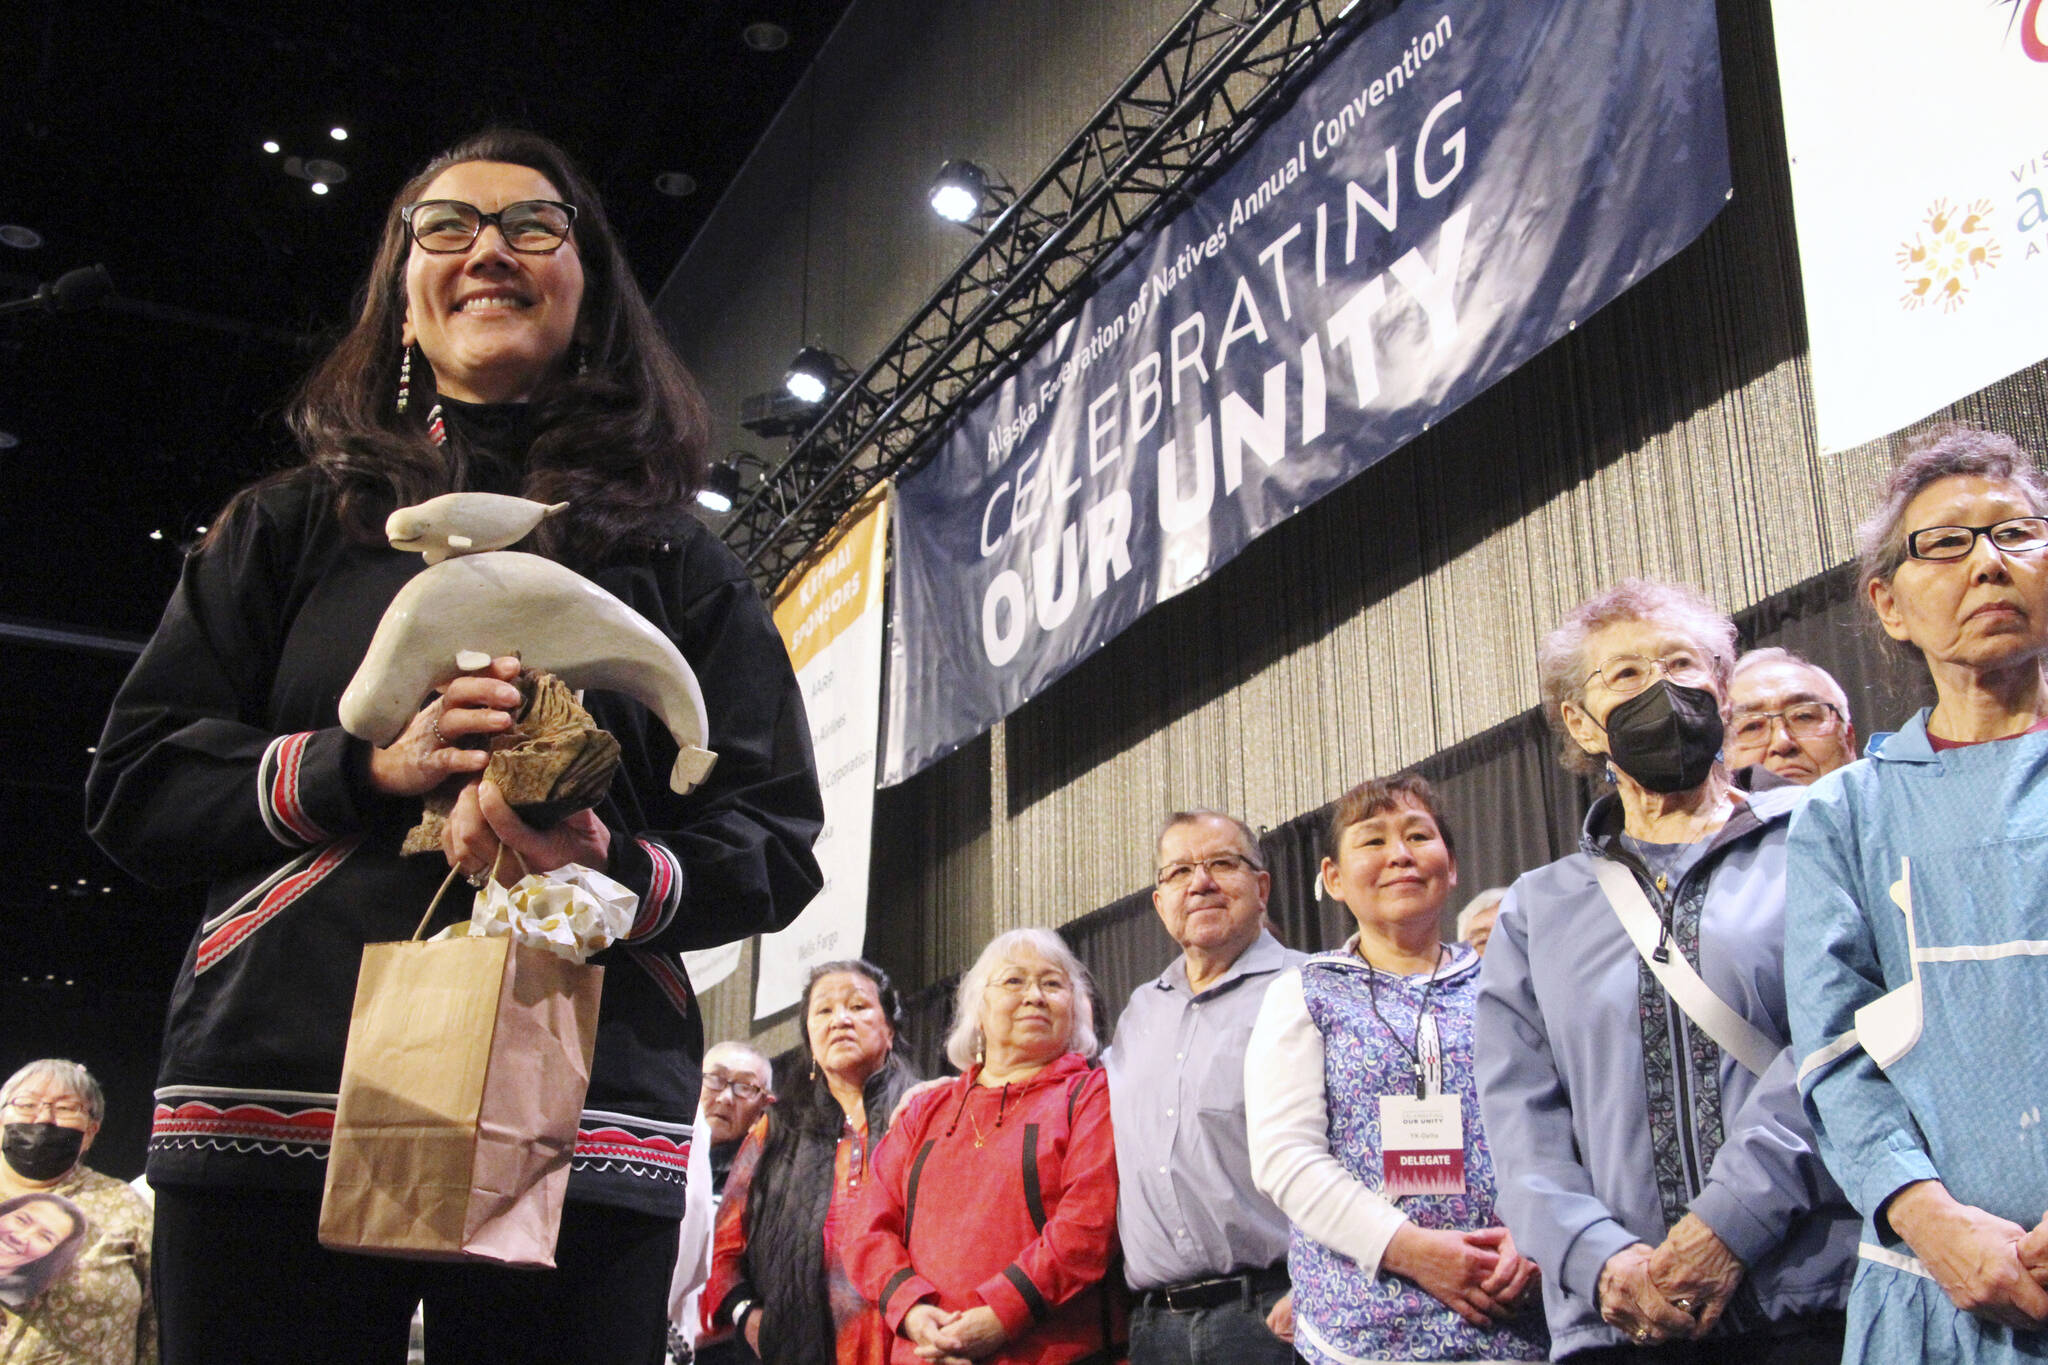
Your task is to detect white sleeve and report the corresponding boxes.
[1245,966,1407,1276]
[668,1103,717,1335]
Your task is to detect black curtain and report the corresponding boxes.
[923,558,1931,1048]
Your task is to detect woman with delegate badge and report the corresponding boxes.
[1247,773,1546,1363]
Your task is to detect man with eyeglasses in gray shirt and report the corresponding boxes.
[1105,810,1308,1365]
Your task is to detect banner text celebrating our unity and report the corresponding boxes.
[973,16,1465,668]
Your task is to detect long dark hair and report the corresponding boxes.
[764,959,904,1158]
[222,128,709,565]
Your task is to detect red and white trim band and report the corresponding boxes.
[573,1108,692,1182]
[196,836,360,973]
[258,731,334,846]
[632,837,683,940]
[152,1086,338,1158]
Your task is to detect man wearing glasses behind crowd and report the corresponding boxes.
[1723,648,1858,786]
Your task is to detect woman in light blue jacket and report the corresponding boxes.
[1475,578,1856,1360]
[1787,427,2048,1364]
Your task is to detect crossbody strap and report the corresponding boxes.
[1590,859,1779,1076]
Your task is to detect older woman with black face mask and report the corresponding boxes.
[0,1059,155,1361]
[1474,578,1858,1361]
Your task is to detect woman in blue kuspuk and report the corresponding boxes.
[1788,425,2048,1363]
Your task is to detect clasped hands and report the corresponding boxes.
[1381,1221,1539,1327]
[1887,1180,2048,1331]
[901,1304,1007,1364]
[1597,1213,1743,1347]
[366,655,609,882]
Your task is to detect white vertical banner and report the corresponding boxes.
[755,487,891,1020]
[1774,1,2048,452]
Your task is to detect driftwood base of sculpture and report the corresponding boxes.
[402,668,622,856]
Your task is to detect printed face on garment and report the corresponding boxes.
[698,1045,774,1146]
[978,951,1075,1069]
[805,971,894,1088]
[1724,659,1855,783]
[1152,814,1272,962]
[1872,474,2048,678]
[0,1199,76,1274]
[402,160,586,404]
[1320,795,1458,939]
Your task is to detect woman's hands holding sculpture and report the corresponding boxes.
[370,655,610,880]
[902,1304,1007,1364]
[367,655,522,797]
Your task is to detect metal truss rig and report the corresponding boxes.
[720,0,1386,591]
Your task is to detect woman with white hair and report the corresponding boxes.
[847,928,1119,1365]
[1474,578,1857,1360]
[0,1058,156,1361]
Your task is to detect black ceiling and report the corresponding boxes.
[0,2,850,1009]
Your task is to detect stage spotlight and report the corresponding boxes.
[784,346,847,404]
[697,460,743,514]
[929,160,989,223]
[330,126,349,141]
[311,182,330,195]
[262,139,281,154]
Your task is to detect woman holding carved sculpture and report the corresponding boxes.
[87,129,823,1365]
[1785,427,2048,1365]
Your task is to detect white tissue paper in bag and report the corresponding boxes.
[430,864,640,963]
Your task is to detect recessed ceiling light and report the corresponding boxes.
[330,126,348,141]
[262,139,281,154]
[149,529,163,540]
[0,225,43,250]
[742,20,790,51]
[655,171,698,198]
[311,182,330,195]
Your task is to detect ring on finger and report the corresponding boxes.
[431,707,453,748]
[1633,1327,1652,1344]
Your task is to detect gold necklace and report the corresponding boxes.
[968,1101,993,1148]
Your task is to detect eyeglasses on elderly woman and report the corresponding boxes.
[1581,651,1711,696]
[400,198,578,254]
[1904,516,2048,562]
[1,1097,89,1123]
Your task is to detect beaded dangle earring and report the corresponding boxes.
[396,345,412,413]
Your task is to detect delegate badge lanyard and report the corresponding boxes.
[1366,947,1466,1196]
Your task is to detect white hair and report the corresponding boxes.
[1455,888,1508,941]
[945,928,1099,1071]
[702,1040,773,1092]
[1,1059,105,1125]
[1730,647,1850,714]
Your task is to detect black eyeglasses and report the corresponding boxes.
[401,199,578,254]
[1906,517,2048,561]
[702,1073,765,1101]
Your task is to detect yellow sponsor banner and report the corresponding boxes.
[773,484,890,675]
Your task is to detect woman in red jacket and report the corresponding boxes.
[847,928,1120,1365]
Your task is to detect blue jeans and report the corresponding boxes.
[1130,1285,1297,1365]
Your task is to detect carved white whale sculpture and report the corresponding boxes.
[385,492,569,563]
[338,551,719,794]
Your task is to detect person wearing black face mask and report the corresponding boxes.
[0,1058,156,1360]
[1471,579,1856,1363]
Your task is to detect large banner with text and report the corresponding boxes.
[758,489,890,1020]
[882,0,1730,783]
[1774,0,2048,452]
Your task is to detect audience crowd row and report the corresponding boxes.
[687,427,2048,1365]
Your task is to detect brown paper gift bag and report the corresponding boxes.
[319,920,603,1267]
